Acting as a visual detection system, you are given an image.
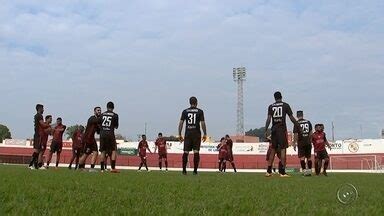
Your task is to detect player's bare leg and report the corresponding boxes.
[55,152,61,168]
[46,151,54,168]
[323,158,329,176]
[158,158,162,171]
[266,148,276,177]
[110,150,119,173]
[89,151,98,171]
[306,157,312,176]
[38,150,46,169]
[315,157,321,175]
[229,160,237,173]
[164,158,168,171]
[193,150,200,175]
[218,159,222,172]
[222,160,227,172]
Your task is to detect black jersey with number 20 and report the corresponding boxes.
[181,107,205,136]
[268,102,293,131]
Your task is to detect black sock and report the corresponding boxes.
[324,160,329,171]
[193,153,200,172]
[79,164,84,169]
[29,152,38,167]
[38,162,43,168]
[159,162,162,169]
[182,153,188,172]
[139,162,143,170]
[165,161,168,169]
[144,162,148,171]
[267,166,272,174]
[300,160,306,170]
[111,160,116,169]
[308,160,312,170]
[100,162,105,170]
[56,161,59,167]
[91,164,95,169]
[222,162,226,172]
[231,162,237,172]
[278,161,283,174]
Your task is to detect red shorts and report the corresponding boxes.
[219,151,227,160]
[158,152,167,159]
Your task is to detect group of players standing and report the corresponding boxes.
[29,93,331,176]
[264,91,332,177]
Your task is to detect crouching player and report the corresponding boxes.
[138,135,152,172]
[217,137,228,172]
[312,124,331,176]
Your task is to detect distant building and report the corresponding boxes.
[229,135,259,143]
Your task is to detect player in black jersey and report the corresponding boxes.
[264,91,299,177]
[293,111,313,176]
[99,101,119,173]
[178,96,207,175]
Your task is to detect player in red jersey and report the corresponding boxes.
[225,135,237,173]
[78,107,101,172]
[38,115,53,169]
[312,124,331,176]
[46,117,66,169]
[68,125,85,169]
[29,104,50,169]
[138,135,152,172]
[217,137,228,172]
[154,133,168,171]
[264,91,299,177]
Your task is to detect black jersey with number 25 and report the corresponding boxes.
[100,110,119,136]
[181,107,205,135]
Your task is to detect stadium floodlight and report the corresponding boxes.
[233,67,246,136]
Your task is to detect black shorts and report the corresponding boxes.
[33,134,42,150]
[72,147,83,156]
[315,150,329,160]
[99,135,117,153]
[50,141,63,153]
[183,134,201,152]
[298,144,312,158]
[271,128,288,149]
[84,139,98,155]
[158,152,167,159]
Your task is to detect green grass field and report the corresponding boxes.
[0,165,383,215]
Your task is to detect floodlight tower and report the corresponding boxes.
[233,67,246,136]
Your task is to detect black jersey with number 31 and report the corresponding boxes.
[268,102,293,130]
[100,110,119,136]
[181,107,205,136]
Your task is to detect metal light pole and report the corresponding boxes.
[233,67,246,136]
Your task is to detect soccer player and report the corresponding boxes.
[264,91,299,177]
[37,115,53,169]
[225,135,237,173]
[78,107,101,172]
[312,124,332,176]
[178,96,207,175]
[138,134,151,172]
[68,125,85,169]
[217,137,228,172]
[293,111,313,176]
[29,104,50,169]
[265,135,281,175]
[99,102,119,173]
[154,133,168,171]
[46,117,66,169]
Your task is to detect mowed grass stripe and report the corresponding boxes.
[0,165,383,215]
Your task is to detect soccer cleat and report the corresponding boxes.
[29,166,37,170]
[147,170,151,172]
[265,172,272,177]
[137,170,142,172]
[68,166,72,170]
[39,166,47,170]
[182,170,187,175]
[193,171,198,175]
[111,169,120,173]
[322,171,328,176]
[279,174,291,178]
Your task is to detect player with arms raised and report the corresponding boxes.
[178,96,207,175]
[293,111,313,176]
[264,91,299,177]
[154,133,168,171]
[99,102,119,173]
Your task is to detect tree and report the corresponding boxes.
[115,134,127,141]
[65,125,83,139]
[245,127,271,142]
[0,124,12,143]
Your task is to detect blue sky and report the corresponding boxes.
[0,0,383,140]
